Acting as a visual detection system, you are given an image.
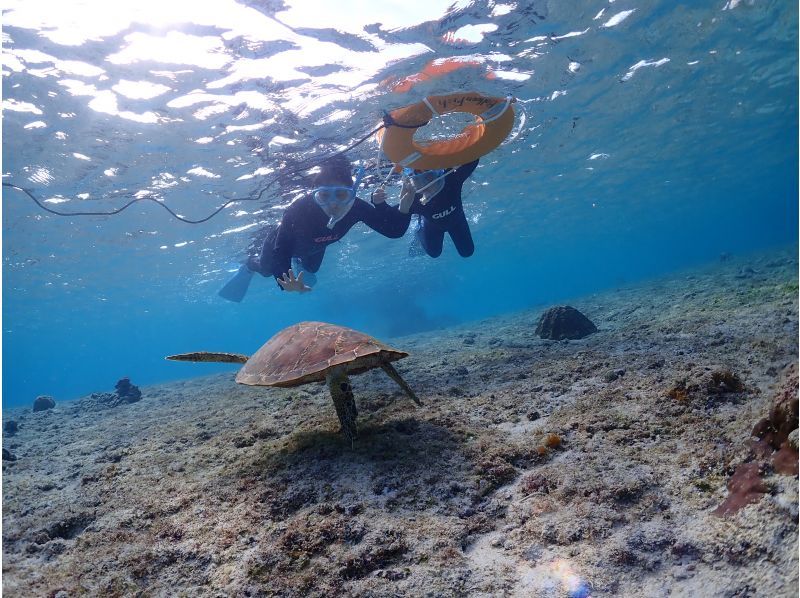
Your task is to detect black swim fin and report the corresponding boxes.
[218,265,254,302]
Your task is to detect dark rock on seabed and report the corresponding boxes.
[535,305,598,340]
[2,248,798,597]
[32,395,55,412]
[114,377,143,404]
[76,377,144,411]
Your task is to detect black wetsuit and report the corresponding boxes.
[253,195,408,288]
[407,159,479,258]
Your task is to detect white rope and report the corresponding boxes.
[398,152,423,168]
[422,96,439,117]
[502,103,527,146]
[479,95,514,124]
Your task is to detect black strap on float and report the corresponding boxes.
[382,110,429,129]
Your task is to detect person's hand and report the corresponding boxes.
[399,176,416,214]
[370,187,387,205]
[277,269,312,293]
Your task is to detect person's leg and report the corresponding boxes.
[249,225,279,275]
[408,214,425,257]
[220,225,279,301]
[218,263,255,302]
[246,255,261,272]
[417,217,445,258]
[447,212,475,257]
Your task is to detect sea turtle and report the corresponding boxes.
[166,321,421,442]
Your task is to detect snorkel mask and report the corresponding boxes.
[313,166,366,229]
[402,168,448,205]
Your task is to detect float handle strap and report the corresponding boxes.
[422,96,439,116]
[480,95,514,124]
[382,110,429,129]
[397,152,423,168]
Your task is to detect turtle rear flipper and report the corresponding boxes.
[166,352,249,364]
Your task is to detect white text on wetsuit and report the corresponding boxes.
[432,205,456,220]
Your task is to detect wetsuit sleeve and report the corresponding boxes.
[357,198,411,238]
[451,159,479,185]
[271,211,296,286]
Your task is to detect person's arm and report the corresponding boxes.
[357,195,412,238]
[271,213,295,285]
[277,269,311,293]
[451,159,479,185]
[272,201,316,293]
[372,182,416,214]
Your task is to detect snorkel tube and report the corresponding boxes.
[352,165,366,195]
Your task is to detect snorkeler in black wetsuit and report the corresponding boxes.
[219,154,413,301]
[255,184,409,288]
[401,159,479,258]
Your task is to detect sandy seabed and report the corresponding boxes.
[3,248,798,597]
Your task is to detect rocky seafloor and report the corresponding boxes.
[3,248,798,597]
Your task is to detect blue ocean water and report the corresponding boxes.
[2,0,797,408]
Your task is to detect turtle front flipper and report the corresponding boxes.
[380,362,423,406]
[326,366,358,443]
[166,352,249,363]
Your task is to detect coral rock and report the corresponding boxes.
[4,420,18,436]
[752,364,798,449]
[77,378,144,412]
[32,395,55,412]
[535,306,597,340]
[543,433,562,449]
[713,462,768,516]
[114,377,142,404]
[788,429,799,451]
[667,367,747,404]
[751,363,799,475]
[772,445,799,476]
[706,370,745,394]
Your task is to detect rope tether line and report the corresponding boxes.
[2,123,388,224]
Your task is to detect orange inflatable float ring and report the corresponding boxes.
[376,92,515,171]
